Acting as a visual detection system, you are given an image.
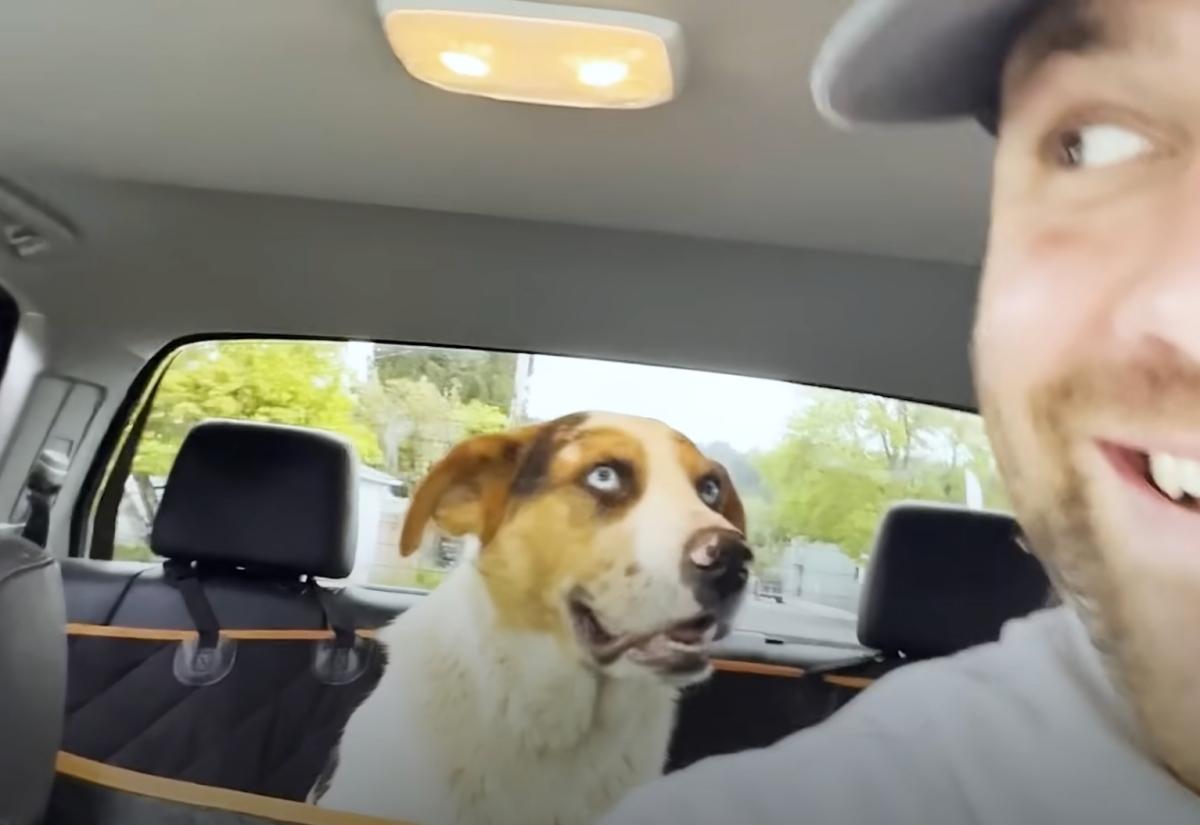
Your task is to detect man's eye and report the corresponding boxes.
[1056,123,1152,170]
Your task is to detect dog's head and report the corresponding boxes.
[400,411,751,685]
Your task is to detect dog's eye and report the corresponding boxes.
[585,465,622,493]
[697,477,721,508]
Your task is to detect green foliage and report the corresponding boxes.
[129,340,515,507]
[374,346,517,410]
[114,543,158,563]
[359,375,509,480]
[132,341,383,478]
[370,565,448,590]
[754,394,1006,564]
[459,398,510,436]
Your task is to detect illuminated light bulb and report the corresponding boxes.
[577,59,629,88]
[439,50,490,77]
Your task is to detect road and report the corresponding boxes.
[734,596,861,648]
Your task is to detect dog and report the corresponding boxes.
[315,412,752,825]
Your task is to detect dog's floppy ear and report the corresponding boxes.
[712,461,746,535]
[399,426,540,557]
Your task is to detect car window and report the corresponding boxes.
[103,338,1007,649]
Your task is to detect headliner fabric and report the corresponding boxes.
[151,420,358,579]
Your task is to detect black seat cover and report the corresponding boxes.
[857,501,1053,659]
[59,420,388,801]
[0,536,66,825]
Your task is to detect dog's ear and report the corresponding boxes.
[712,461,746,535]
[399,427,540,557]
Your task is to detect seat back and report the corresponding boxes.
[668,503,1054,770]
[60,420,392,801]
[0,536,66,825]
[857,501,1053,659]
[780,502,1053,734]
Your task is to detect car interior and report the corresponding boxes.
[1,1,1051,823]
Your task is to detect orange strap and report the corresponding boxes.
[821,674,874,690]
[67,623,806,679]
[66,623,377,641]
[55,751,414,825]
[712,659,804,678]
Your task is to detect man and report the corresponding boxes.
[599,1,1200,822]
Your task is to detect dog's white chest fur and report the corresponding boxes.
[319,566,679,825]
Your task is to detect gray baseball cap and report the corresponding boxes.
[810,0,1040,132]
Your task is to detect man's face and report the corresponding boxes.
[976,0,1200,786]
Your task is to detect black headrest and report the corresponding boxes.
[151,420,358,579]
[857,502,1052,659]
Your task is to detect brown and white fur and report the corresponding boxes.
[316,412,751,825]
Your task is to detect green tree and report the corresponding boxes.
[132,341,383,482]
[373,346,517,410]
[359,376,509,480]
[459,398,510,436]
[754,395,1006,564]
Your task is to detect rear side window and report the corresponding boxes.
[95,338,1006,650]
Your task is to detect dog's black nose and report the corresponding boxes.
[683,528,752,607]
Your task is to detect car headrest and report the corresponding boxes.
[151,420,358,579]
[857,502,1052,659]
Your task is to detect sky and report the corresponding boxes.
[524,355,810,453]
[345,342,986,457]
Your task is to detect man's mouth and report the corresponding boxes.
[1103,442,1200,512]
[567,592,719,676]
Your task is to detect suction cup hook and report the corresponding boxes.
[173,634,237,687]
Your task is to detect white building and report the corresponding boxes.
[776,540,863,613]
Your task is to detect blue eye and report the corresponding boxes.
[586,465,622,493]
[698,477,721,508]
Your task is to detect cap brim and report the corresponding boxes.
[810,0,1038,131]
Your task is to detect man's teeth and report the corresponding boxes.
[1148,452,1200,501]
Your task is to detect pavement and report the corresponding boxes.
[735,596,861,647]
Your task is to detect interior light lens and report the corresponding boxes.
[576,59,629,88]
[377,0,685,109]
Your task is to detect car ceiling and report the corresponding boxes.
[0,0,992,409]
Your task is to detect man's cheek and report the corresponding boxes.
[977,229,1096,386]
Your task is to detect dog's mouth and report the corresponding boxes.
[568,592,721,678]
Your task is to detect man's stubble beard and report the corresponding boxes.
[975,349,1200,791]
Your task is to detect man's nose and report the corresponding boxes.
[1112,183,1200,363]
[683,528,752,608]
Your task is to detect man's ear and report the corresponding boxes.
[399,427,538,557]
[713,461,746,535]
